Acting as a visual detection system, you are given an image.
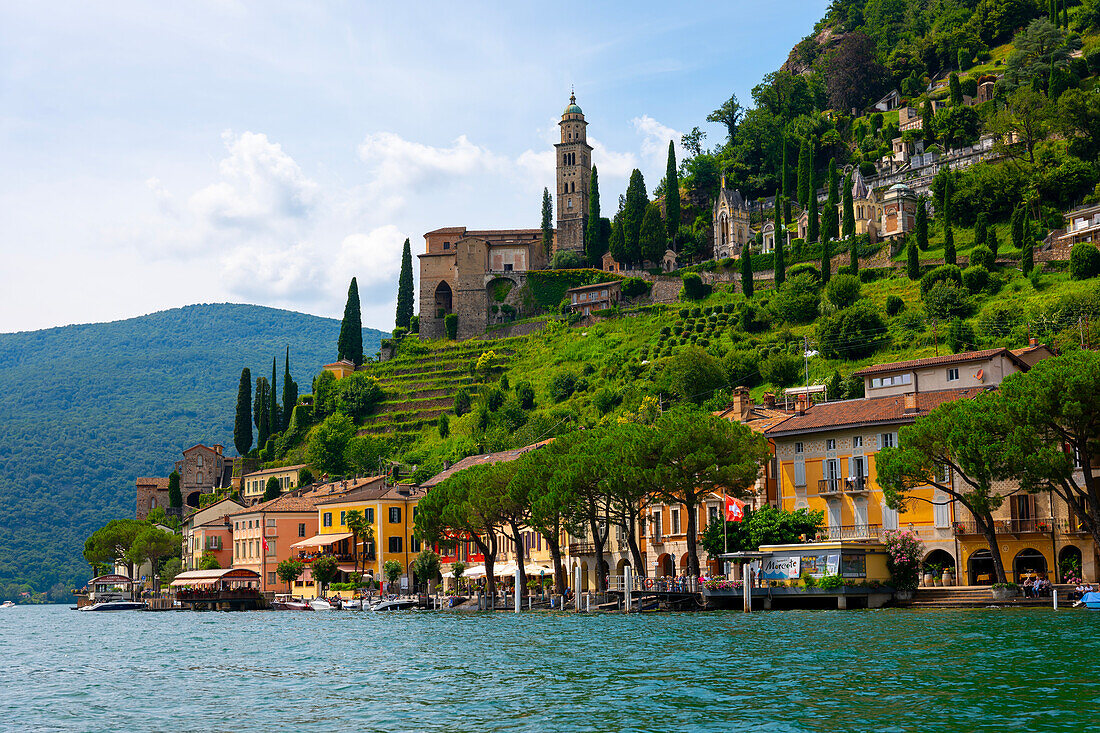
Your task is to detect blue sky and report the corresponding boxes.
[0,0,828,333]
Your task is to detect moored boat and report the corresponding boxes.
[78,600,147,612]
[1081,592,1100,609]
[370,597,418,611]
[0,600,15,609]
[308,598,335,611]
[271,595,313,611]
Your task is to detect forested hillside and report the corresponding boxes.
[0,304,384,599]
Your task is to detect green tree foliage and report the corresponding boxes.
[438,412,450,439]
[807,183,820,244]
[662,346,726,403]
[935,106,981,150]
[608,215,628,267]
[412,548,441,591]
[820,237,832,284]
[128,525,180,581]
[541,188,553,256]
[453,387,472,417]
[796,136,812,208]
[1005,18,1079,88]
[444,313,458,340]
[639,202,667,264]
[970,245,995,271]
[974,213,988,248]
[312,370,338,420]
[312,555,339,596]
[886,295,905,316]
[1070,242,1100,279]
[907,241,920,280]
[922,98,935,146]
[877,394,1017,584]
[623,170,648,265]
[337,277,364,366]
[772,273,820,323]
[344,435,391,475]
[949,72,963,105]
[234,368,253,456]
[842,171,855,239]
[269,357,280,436]
[774,211,787,289]
[740,249,754,298]
[281,348,297,432]
[707,93,742,143]
[944,224,956,266]
[276,558,304,592]
[515,381,535,410]
[817,301,889,359]
[680,273,710,300]
[264,476,281,501]
[306,414,357,475]
[168,470,182,509]
[83,519,146,577]
[760,352,802,386]
[395,238,414,330]
[825,273,861,309]
[700,506,823,558]
[585,167,606,265]
[255,376,270,447]
[336,372,384,419]
[915,196,929,251]
[823,158,839,241]
[664,142,680,243]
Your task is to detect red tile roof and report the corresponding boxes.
[136,477,170,488]
[713,406,794,434]
[851,348,1026,377]
[765,387,990,437]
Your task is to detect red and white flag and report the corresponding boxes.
[725,496,747,522]
[262,537,268,552]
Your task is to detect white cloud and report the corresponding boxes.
[335,226,407,293]
[632,114,685,172]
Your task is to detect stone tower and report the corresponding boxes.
[554,92,592,255]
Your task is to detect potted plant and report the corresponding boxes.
[991,582,1018,601]
[941,566,956,586]
[922,564,936,587]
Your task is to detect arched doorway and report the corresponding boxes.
[1058,545,1083,583]
[679,553,690,575]
[186,491,202,508]
[967,549,995,585]
[434,281,453,316]
[924,549,955,574]
[615,558,629,575]
[580,561,590,591]
[656,553,673,577]
[1013,548,1048,580]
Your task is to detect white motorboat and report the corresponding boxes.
[272,595,312,611]
[78,600,147,612]
[0,601,15,609]
[308,598,335,611]
[340,599,365,610]
[370,597,418,611]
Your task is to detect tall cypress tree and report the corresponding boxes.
[623,169,648,266]
[773,194,785,287]
[944,224,956,265]
[395,238,414,330]
[842,171,855,239]
[639,202,667,264]
[807,176,820,244]
[269,357,279,438]
[741,247,754,298]
[922,98,935,146]
[585,167,605,265]
[541,188,553,256]
[849,232,859,274]
[916,196,929,251]
[949,72,963,105]
[168,471,182,509]
[256,376,270,447]
[824,158,839,241]
[1021,207,1035,274]
[608,215,628,266]
[664,141,680,244]
[281,347,297,431]
[338,277,364,366]
[234,367,253,456]
[821,236,832,284]
[796,137,812,208]
[907,240,920,280]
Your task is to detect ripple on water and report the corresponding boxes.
[1,606,1099,732]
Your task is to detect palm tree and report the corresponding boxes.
[345,510,375,578]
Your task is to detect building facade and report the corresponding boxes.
[174,444,234,508]
[713,176,752,259]
[555,93,592,255]
[241,464,308,505]
[181,497,244,571]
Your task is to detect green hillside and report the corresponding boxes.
[0,304,385,598]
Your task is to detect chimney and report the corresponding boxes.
[763,392,776,409]
[795,394,809,415]
[904,392,919,413]
[1029,337,1038,346]
[442,460,452,471]
[731,387,751,422]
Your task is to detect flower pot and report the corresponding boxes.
[941,571,955,587]
[933,577,943,587]
[922,573,934,587]
[991,586,1017,601]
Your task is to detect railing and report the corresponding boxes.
[818,524,882,540]
[568,542,596,556]
[954,519,1053,535]
[1056,519,1090,534]
[296,552,355,563]
[818,478,869,494]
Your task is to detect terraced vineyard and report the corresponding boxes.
[358,338,522,438]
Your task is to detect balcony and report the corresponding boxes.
[954,519,1053,536]
[568,542,596,556]
[818,477,870,495]
[818,524,882,541]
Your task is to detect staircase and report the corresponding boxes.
[899,586,1059,608]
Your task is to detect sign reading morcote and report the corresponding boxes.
[759,556,800,580]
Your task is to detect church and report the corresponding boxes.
[417,94,591,340]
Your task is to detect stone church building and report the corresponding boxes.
[418,94,592,340]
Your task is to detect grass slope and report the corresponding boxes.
[0,304,385,595]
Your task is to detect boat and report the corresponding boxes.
[78,600,147,612]
[271,595,312,611]
[1079,591,1100,609]
[340,599,365,610]
[370,597,418,611]
[0,601,14,609]
[308,598,335,611]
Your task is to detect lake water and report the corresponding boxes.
[3,605,1098,732]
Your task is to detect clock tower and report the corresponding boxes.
[554,93,592,255]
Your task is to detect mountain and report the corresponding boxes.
[0,304,385,597]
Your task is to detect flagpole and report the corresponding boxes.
[723,489,728,577]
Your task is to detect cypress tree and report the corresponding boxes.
[168,471,182,508]
[949,72,962,105]
[941,175,952,232]
[974,213,988,248]
[1021,207,1035,274]
[639,202,667,264]
[256,377,270,447]
[796,137,812,208]
[269,357,279,437]
[944,224,956,265]
[741,248,754,298]
[664,142,680,244]
[541,188,553,256]
[922,98,935,146]
[824,158,839,241]
[849,233,859,274]
[264,477,281,501]
[907,240,920,280]
[916,196,929,251]
[781,135,789,201]
[337,277,364,366]
[1022,238,1035,275]
[807,179,820,244]
[623,169,648,266]
[395,238,414,330]
[784,198,792,227]
[608,215,628,266]
[842,171,855,239]
[585,167,605,265]
[821,237,832,284]
[988,227,1000,257]
[281,348,297,431]
[773,194,786,288]
[234,367,253,456]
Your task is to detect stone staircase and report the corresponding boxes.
[899,586,1061,608]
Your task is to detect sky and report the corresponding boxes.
[0,0,828,334]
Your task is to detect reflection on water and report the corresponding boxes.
[2,606,1098,732]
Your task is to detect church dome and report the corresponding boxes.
[563,93,583,116]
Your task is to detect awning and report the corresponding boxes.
[170,567,261,586]
[337,564,357,573]
[290,532,353,549]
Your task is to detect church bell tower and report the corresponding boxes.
[554,92,592,256]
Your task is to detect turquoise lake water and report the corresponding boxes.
[3,605,1099,732]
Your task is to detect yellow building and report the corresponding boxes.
[322,359,356,380]
[241,464,309,505]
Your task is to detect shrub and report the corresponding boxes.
[962,265,989,294]
[787,263,821,282]
[721,349,761,388]
[1070,243,1100,280]
[969,244,994,271]
[946,318,977,353]
[691,307,702,317]
[924,281,971,319]
[335,372,384,419]
[723,303,736,314]
[771,274,820,324]
[825,273,861,309]
[681,273,710,300]
[739,304,769,333]
[817,301,889,359]
[438,412,449,438]
[550,250,585,269]
[592,387,622,414]
[444,313,458,340]
[515,381,535,410]
[621,277,652,298]
[920,265,963,296]
[549,371,578,402]
[679,307,690,318]
[759,351,801,387]
[483,387,505,411]
[977,300,1025,340]
[885,295,905,316]
[409,315,419,334]
[453,387,472,417]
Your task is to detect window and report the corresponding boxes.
[504,263,513,272]
[389,507,402,523]
[364,508,374,524]
[870,374,912,389]
[323,512,332,527]
[197,471,204,484]
[853,436,863,449]
[411,536,421,553]
[794,442,804,454]
[388,536,403,553]
[708,505,719,524]
[567,198,572,209]
[671,508,681,534]
[935,464,951,483]
[197,455,203,468]
[826,439,836,451]
[653,512,662,540]
[443,241,451,250]
[947,367,959,382]
[267,572,276,585]
[298,523,306,538]
[266,540,275,557]
[266,517,275,527]
[340,511,346,526]
[880,432,896,449]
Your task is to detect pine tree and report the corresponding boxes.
[824,158,839,241]
[916,196,929,251]
[740,248,754,298]
[944,224,956,265]
[796,137,812,208]
[585,167,605,265]
[234,367,253,456]
[623,169,648,266]
[639,202,667,264]
[269,357,279,437]
[168,471,182,508]
[842,171,855,239]
[337,278,363,366]
[664,142,680,244]
[256,377,270,447]
[609,215,628,266]
[395,238,414,330]
[281,347,297,431]
[773,194,786,288]
[907,240,920,280]
[949,72,963,105]
[974,213,988,248]
[541,188,553,256]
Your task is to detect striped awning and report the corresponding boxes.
[290,532,353,549]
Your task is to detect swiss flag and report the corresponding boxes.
[262,537,268,552]
[725,496,747,522]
